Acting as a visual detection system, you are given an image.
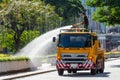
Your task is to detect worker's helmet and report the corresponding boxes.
[81,12,86,15]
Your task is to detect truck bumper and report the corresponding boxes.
[56,60,94,70]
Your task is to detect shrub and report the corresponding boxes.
[0,54,11,57]
[0,54,29,62]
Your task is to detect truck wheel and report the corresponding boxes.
[91,64,97,75]
[58,69,64,76]
[91,69,96,75]
[73,70,77,73]
[99,60,105,73]
[67,70,72,73]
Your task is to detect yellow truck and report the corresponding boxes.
[53,28,105,75]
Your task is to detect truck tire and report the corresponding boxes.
[99,59,105,73]
[91,63,98,75]
[91,68,96,75]
[73,70,77,73]
[67,70,72,73]
[58,69,64,76]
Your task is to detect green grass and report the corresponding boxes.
[105,52,111,54]
[110,52,120,54]
[105,52,120,54]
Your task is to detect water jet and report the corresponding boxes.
[16,25,72,67]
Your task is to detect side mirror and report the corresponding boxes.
[53,37,56,42]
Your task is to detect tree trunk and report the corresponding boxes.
[14,32,21,53]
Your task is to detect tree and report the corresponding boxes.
[0,0,62,52]
[20,30,40,50]
[86,0,120,26]
[0,0,12,10]
[43,0,85,25]
[0,30,40,53]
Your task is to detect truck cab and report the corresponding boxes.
[53,28,105,75]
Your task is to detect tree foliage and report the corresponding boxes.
[20,30,40,49]
[0,0,12,10]
[43,0,85,25]
[0,0,62,52]
[0,29,40,53]
[86,0,120,25]
[86,0,120,7]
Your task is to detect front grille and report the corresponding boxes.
[61,53,88,64]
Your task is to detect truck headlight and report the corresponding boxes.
[57,56,61,60]
[88,56,93,60]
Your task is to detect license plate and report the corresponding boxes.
[71,64,77,68]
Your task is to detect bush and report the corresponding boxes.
[0,54,29,62]
[0,54,11,57]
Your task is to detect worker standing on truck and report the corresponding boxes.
[81,12,89,30]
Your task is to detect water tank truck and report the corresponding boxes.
[53,27,105,75]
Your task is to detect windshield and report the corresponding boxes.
[58,34,91,48]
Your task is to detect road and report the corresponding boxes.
[14,59,120,80]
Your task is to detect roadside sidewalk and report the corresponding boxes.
[0,66,56,80]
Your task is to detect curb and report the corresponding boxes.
[0,68,56,80]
